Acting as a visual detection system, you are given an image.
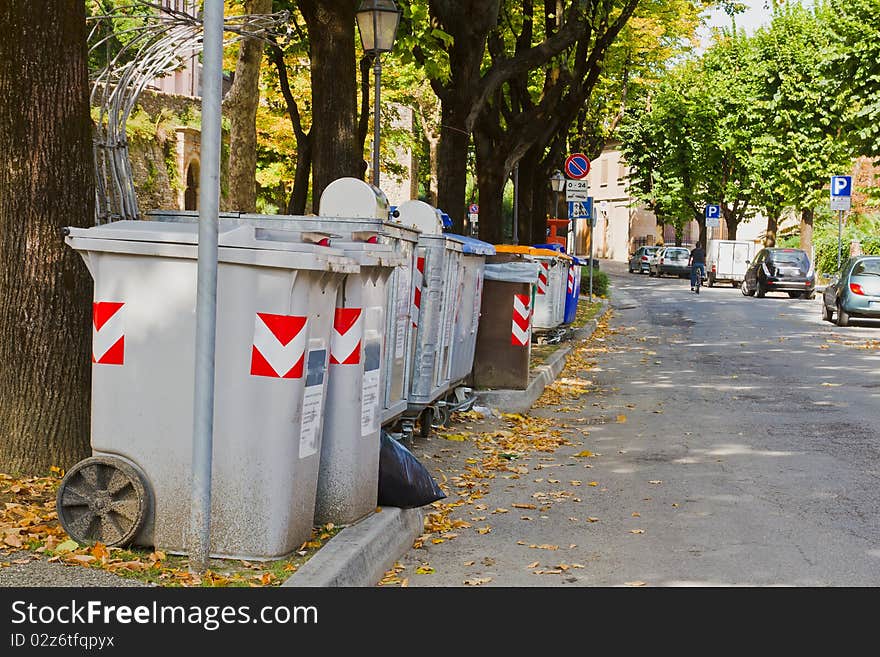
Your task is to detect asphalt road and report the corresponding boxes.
[396,259,880,586]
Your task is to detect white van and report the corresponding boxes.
[706,239,755,287]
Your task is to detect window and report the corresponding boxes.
[853,258,880,276]
[600,159,609,186]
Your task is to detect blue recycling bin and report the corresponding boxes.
[564,256,583,325]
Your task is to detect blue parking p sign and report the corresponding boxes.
[705,204,721,227]
[831,176,852,197]
[830,175,852,211]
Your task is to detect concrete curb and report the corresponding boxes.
[475,298,610,413]
[282,506,424,587]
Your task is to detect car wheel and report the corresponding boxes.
[821,303,832,322]
[787,291,800,299]
[802,291,815,300]
[836,303,850,327]
[707,274,715,287]
[741,280,752,296]
[628,266,634,273]
[756,281,766,298]
[731,281,738,288]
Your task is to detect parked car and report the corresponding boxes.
[741,247,816,299]
[821,255,880,326]
[628,246,659,274]
[651,246,692,278]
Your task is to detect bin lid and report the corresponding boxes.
[533,243,566,253]
[531,247,573,261]
[493,245,535,255]
[394,200,444,235]
[445,234,496,256]
[318,177,390,220]
[65,221,360,273]
[484,261,540,283]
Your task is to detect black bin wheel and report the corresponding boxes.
[56,456,149,547]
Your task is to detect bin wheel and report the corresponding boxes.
[419,408,433,438]
[56,456,149,547]
[433,404,451,428]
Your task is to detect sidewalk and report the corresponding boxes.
[283,295,612,587]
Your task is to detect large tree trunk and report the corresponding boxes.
[474,135,509,244]
[723,206,738,240]
[436,103,471,233]
[0,1,93,474]
[222,0,272,213]
[299,0,361,205]
[799,206,814,256]
[764,211,779,247]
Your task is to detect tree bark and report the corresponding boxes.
[298,0,361,205]
[799,206,814,255]
[764,212,779,247]
[0,1,93,473]
[436,103,472,232]
[222,0,272,213]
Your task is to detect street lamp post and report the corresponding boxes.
[356,0,401,188]
[550,170,565,219]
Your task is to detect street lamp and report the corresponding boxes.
[356,0,401,188]
[549,170,565,218]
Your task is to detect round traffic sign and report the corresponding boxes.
[564,153,591,180]
[468,203,479,214]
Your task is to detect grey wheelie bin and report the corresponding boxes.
[320,179,421,429]
[445,235,495,408]
[59,220,357,560]
[151,183,406,526]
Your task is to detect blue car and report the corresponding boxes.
[822,255,880,327]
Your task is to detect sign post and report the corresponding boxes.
[831,175,852,271]
[468,203,479,238]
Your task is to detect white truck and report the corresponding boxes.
[706,239,755,287]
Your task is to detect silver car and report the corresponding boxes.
[822,255,880,327]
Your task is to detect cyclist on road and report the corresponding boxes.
[689,243,706,292]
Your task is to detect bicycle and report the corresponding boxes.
[690,262,705,294]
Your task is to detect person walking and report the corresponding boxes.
[689,243,706,292]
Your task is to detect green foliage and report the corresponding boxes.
[581,268,609,298]
[779,212,880,274]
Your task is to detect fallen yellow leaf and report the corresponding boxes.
[415,565,435,575]
[617,415,627,423]
[463,577,492,586]
[630,529,645,534]
[625,581,647,587]
[512,503,537,509]
[574,450,594,458]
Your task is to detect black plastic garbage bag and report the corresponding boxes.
[377,431,446,508]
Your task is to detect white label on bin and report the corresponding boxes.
[472,274,483,333]
[394,265,411,358]
[299,345,327,459]
[361,336,382,436]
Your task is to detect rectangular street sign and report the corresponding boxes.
[830,175,852,211]
[705,204,721,228]
[565,178,588,202]
[568,201,588,218]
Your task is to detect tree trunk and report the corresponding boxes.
[723,206,738,240]
[764,211,779,247]
[298,0,361,204]
[799,206,814,255]
[436,103,471,233]
[222,0,272,213]
[0,1,93,474]
[474,162,508,245]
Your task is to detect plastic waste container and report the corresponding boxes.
[394,200,462,426]
[446,235,495,391]
[529,247,571,330]
[319,179,421,428]
[564,256,583,325]
[471,253,540,390]
[151,184,405,527]
[59,220,357,560]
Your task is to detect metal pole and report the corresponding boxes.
[372,56,381,187]
[589,214,594,303]
[554,192,559,220]
[189,0,223,574]
[513,163,519,244]
[837,209,843,271]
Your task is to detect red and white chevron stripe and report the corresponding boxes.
[92,301,125,365]
[250,313,307,379]
[412,256,424,329]
[537,262,549,295]
[511,294,531,346]
[567,266,575,295]
[330,308,363,365]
